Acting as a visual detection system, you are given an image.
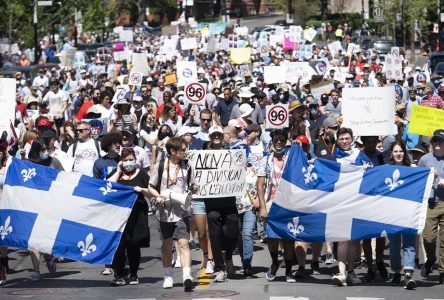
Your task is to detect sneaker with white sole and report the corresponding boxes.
[163,276,174,288]
[110,277,126,286]
[102,267,113,275]
[404,273,417,290]
[183,275,194,292]
[30,271,41,282]
[205,260,215,274]
[129,276,139,285]
[332,273,347,286]
[325,252,336,265]
[174,259,182,268]
[213,270,227,282]
[346,271,361,285]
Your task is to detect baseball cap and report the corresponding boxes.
[37,118,52,128]
[431,129,444,142]
[228,119,242,128]
[209,126,223,136]
[322,117,337,128]
[244,123,262,134]
[411,143,428,154]
[121,125,136,135]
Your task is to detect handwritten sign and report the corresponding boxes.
[409,105,444,136]
[0,78,16,133]
[342,86,397,136]
[187,149,247,199]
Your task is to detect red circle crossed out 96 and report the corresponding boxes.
[267,105,288,126]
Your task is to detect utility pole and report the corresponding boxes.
[438,0,441,51]
[74,0,78,47]
[33,0,39,64]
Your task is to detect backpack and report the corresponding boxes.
[71,138,101,159]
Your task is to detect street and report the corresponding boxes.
[0,217,443,300]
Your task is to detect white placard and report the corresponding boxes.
[119,30,133,42]
[184,82,207,105]
[129,72,143,86]
[113,50,131,62]
[347,43,356,55]
[180,37,197,50]
[303,28,317,42]
[131,52,149,76]
[187,149,247,199]
[342,86,397,136]
[259,42,269,57]
[264,66,287,84]
[313,58,331,75]
[265,104,289,129]
[10,43,19,54]
[284,62,315,81]
[176,61,197,87]
[0,78,16,133]
[385,54,403,81]
[391,47,400,57]
[112,86,129,102]
[27,110,40,121]
[83,118,109,136]
[328,41,343,57]
[289,26,302,42]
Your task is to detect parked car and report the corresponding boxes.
[0,63,60,80]
[431,62,444,77]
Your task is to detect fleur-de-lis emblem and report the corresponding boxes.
[287,217,304,238]
[0,216,13,240]
[99,182,117,196]
[21,168,37,182]
[384,169,404,191]
[302,164,317,184]
[77,233,97,257]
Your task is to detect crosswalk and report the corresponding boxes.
[117,298,444,300]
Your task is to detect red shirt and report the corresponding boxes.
[76,101,94,121]
[16,103,29,120]
[421,95,444,109]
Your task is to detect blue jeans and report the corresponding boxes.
[388,233,416,273]
[238,210,256,268]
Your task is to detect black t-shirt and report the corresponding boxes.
[313,137,336,161]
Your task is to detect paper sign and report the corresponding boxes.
[165,73,177,85]
[289,26,302,42]
[311,82,335,99]
[180,37,198,50]
[10,43,19,54]
[187,149,247,199]
[391,47,400,57]
[131,52,149,76]
[385,54,403,80]
[176,61,197,86]
[129,72,143,86]
[112,86,129,102]
[303,28,317,42]
[259,42,269,57]
[162,25,177,36]
[209,23,226,35]
[185,82,207,105]
[230,48,251,64]
[283,37,297,51]
[264,66,287,84]
[300,44,313,60]
[342,86,397,136]
[328,41,343,57]
[0,78,16,133]
[119,30,133,42]
[409,105,444,136]
[266,104,289,129]
[284,62,315,82]
[113,50,131,61]
[83,118,109,136]
[347,43,356,55]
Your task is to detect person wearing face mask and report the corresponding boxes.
[152,124,174,166]
[27,138,63,282]
[306,96,326,142]
[108,147,151,286]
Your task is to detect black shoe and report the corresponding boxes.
[420,260,435,278]
[365,267,376,282]
[310,261,320,275]
[294,267,306,278]
[111,277,126,286]
[439,273,443,284]
[390,273,401,286]
[183,277,193,292]
[243,268,253,277]
[376,261,389,280]
[404,273,417,290]
[129,276,139,285]
[414,258,420,269]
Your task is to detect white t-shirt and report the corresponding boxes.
[67,138,100,177]
[43,89,69,117]
[32,76,49,90]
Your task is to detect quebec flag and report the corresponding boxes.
[0,158,137,264]
[268,145,434,242]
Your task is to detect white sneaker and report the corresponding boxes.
[30,271,41,282]
[213,270,227,282]
[346,271,361,285]
[325,252,336,265]
[205,260,215,274]
[332,273,347,286]
[174,259,182,268]
[102,267,113,275]
[163,276,174,289]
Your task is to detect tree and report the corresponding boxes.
[268,0,320,25]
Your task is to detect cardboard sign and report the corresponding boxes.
[180,37,198,50]
[165,73,178,85]
[385,54,403,80]
[230,48,251,65]
[264,66,287,84]
[303,28,317,42]
[119,30,133,42]
[176,61,197,86]
[187,150,247,199]
[185,82,207,105]
[342,86,397,136]
[409,105,444,136]
[0,78,16,133]
[266,104,289,129]
[328,41,343,57]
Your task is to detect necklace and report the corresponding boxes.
[166,159,180,187]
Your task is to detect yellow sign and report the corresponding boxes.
[230,48,251,65]
[165,73,177,85]
[408,105,444,136]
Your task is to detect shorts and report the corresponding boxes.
[159,217,190,241]
[54,117,65,128]
[192,200,206,215]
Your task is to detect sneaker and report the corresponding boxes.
[285,273,296,283]
[102,267,113,275]
[213,270,227,282]
[243,267,253,277]
[310,261,320,275]
[205,260,215,274]
[111,277,126,286]
[365,267,376,282]
[332,273,347,286]
[325,252,336,265]
[294,267,305,279]
[346,271,361,285]
[183,275,194,292]
[46,258,57,273]
[163,276,174,288]
[129,276,139,285]
[266,263,280,281]
[390,273,401,286]
[174,259,182,268]
[376,261,389,280]
[225,258,235,276]
[30,271,41,282]
[421,260,434,278]
[404,273,417,290]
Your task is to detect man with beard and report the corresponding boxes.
[313,117,338,161]
[214,87,239,127]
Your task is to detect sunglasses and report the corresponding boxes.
[329,126,339,130]
[76,128,89,132]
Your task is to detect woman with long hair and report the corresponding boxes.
[159,103,182,136]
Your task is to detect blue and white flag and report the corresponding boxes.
[268,145,434,242]
[0,158,137,264]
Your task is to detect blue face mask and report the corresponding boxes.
[39,151,49,160]
[122,160,136,172]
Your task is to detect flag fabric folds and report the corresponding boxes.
[268,145,434,242]
[0,158,137,264]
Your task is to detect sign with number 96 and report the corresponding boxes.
[266,104,289,129]
[185,82,207,104]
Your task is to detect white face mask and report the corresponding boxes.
[20,79,26,86]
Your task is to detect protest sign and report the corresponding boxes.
[0,78,16,133]
[385,54,403,81]
[185,82,207,105]
[113,50,131,62]
[165,73,178,85]
[300,44,313,60]
[187,149,247,199]
[176,61,197,86]
[180,37,198,50]
[347,43,356,55]
[10,44,19,55]
[289,26,303,42]
[161,25,177,36]
[284,62,315,81]
[129,72,143,86]
[312,58,330,75]
[207,37,217,53]
[409,105,444,136]
[266,104,289,129]
[131,52,149,76]
[283,37,297,51]
[391,47,400,57]
[264,66,287,84]
[303,28,317,42]
[83,118,109,136]
[259,42,269,57]
[163,38,178,53]
[311,81,335,99]
[119,30,133,42]
[230,48,251,64]
[112,86,129,102]
[328,41,343,57]
[342,86,397,136]
[209,23,226,35]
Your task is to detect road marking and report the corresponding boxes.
[270,298,310,300]
[196,262,211,289]
[346,298,385,300]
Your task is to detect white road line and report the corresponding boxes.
[346,298,385,300]
[270,297,310,300]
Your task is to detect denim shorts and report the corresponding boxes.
[192,200,206,215]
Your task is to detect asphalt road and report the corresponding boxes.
[0,216,443,300]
